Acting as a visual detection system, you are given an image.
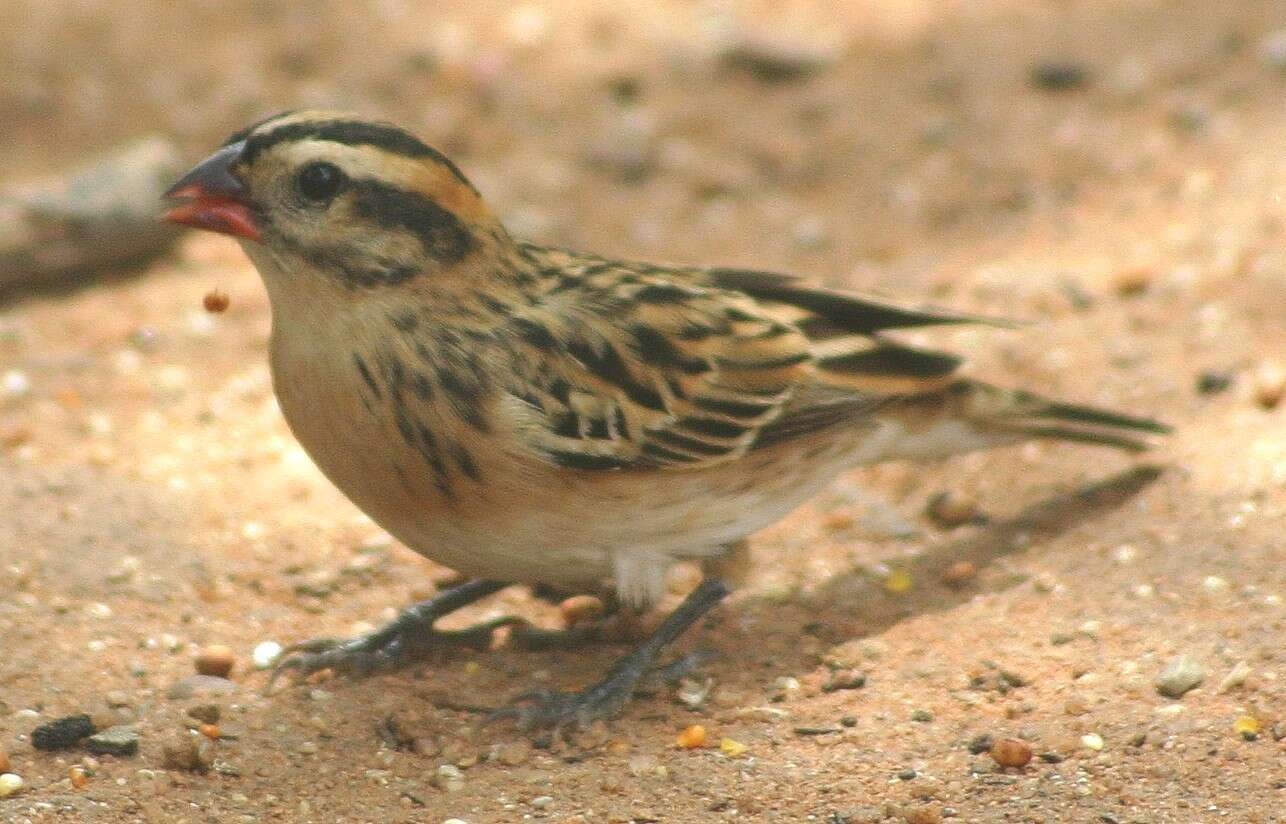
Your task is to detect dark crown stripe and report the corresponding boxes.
[223,111,298,146]
[240,119,476,192]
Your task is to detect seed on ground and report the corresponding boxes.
[941,561,977,587]
[719,738,748,757]
[989,737,1033,768]
[194,645,235,678]
[675,725,707,749]
[0,773,23,798]
[202,290,230,313]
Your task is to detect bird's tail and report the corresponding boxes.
[947,379,1171,452]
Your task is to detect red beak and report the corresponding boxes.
[162,141,261,242]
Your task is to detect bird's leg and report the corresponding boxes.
[269,579,517,688]
[488,578,730,733]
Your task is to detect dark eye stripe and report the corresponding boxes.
[348,179,475,265]
[240,119,476,192]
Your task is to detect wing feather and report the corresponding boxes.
[499,254,999,469]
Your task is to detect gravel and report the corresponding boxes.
[1155,655,1205,698]
[86,725,140,756]
[31,714,96,751]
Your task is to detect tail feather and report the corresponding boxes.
[963,382,1170,452]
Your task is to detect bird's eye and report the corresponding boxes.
[296,162,345,202]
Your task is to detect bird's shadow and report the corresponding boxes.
[296,465,1166,729]
[682,464,1168,692]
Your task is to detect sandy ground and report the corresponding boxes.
[2,1,1285,822]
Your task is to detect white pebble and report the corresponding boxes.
[0,773,23,798]
[1111,544,1138,564]
[1217,661,1253,694]
[443,819,471,824]
[531,795,554,809]
[1,370,30,399]
[1080,733,1104,751]
[252,641,283,669]
[1202,576,1229,593]
[1258,30,1286,72]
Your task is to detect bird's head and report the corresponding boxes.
[164,111,503,292]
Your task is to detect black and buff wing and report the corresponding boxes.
[497,257,990,470]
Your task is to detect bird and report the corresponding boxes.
[163,110,1168,731]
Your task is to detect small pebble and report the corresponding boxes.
[1112,266,1154,297]
[492,741,530,766]
[31,714,96,751]
[186,704,221,724]
[903,807,943,824]
[1252,362,1284,409]
[911,709,934,723]
[530,795,553,809]
[166,674,237,700]
[941,561,977,588]
[1258,29,1286,73]
[1030,61,1090,91]
[1155,655,1205,698]
[559,595,605,627]
[252,641,283,669]
[1196,370,1233,395]
[194,644,235,678]
[162,731,215,772]
[202,290,230,313]
[897,768,918,780]
[69,765,88,789]
[0,773,23,798]
[1217,661,1253,694]
[822,669,866,692]
[1080,733,1104,751]
[1,370,31,399]
[719,737,748,757]
[198,724,221,740]
[675,724,707,749]
[989,737,1033,768]
[967,733,993,754]
[86,726,140,756]
[925,491,980,527]
[104,691,132,709]
[434,764,465,792]
[719,34,837,82]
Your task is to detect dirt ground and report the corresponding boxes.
[2,1,1285,822]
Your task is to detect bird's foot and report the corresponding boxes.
[486,579,730,737]
[268,579,514,689]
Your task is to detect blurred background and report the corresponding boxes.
[1,2,1285,821]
